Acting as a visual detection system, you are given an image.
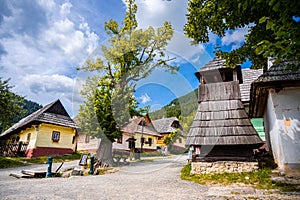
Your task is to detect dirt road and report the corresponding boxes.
[0,155,298,199]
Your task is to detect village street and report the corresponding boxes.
[0,155,299,200]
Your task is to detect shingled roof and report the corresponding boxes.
[121,117,161,137]
[152,117,179,134]
[197,57,226,72]
[249,62,300,118]
[240,68,263,103]
[0,99,78,139]
[195,57,243,84]
[186,81,262,146]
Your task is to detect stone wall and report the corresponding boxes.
[191,161,259,174]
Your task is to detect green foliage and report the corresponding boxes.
[78,0,176,144]
[181,164,300,192]
[7,152,82,165]
[0,78,25,132]
[163,129,179,145]
[16,99,42,122]
[184,0,300,70]
[151,89,198,119]
[150,89,198,133]
[0,156,28,168]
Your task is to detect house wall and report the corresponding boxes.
[18,126,38,150]
[265,87,300,176]
[113,133,131,151]
[157,133,168,147]
[17,123,76,157]
[172,136,186,150]
[76,133,101,153]
[134,133,158,151]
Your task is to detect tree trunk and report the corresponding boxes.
[95,137,114,165]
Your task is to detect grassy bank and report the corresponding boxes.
[0,152,82,169]
[181,164,299,192]
[0,157,28,168]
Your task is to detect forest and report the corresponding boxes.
[150,88,198,133]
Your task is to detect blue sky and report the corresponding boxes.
[0,0,250,117]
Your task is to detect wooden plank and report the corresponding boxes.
[10,173,34,179]
[190,119,252,128]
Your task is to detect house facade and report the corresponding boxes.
[72,116,101,153]
[113,116,161,152]
[0,100,78,157]
[152,117,186,151]
[249,61,300,176]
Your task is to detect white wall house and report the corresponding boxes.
[249,62,300,177]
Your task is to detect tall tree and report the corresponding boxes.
[78,0,177,164]
[0,78,25,132]
[184,0,300,70]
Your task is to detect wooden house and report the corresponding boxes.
[113,115,161,152]
[152,117,186,150]
[249,61,300,176]
[0,100,78,157]
[186,57,263,162]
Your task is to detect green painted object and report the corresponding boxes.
[251,118,265,141]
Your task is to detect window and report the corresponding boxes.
[27,133,31,143]
[85,135,90,143]
[178,138,182,143]
[148,138,152,146]
[117,135,123,144]
[52,131,60,142]
[72,136,76,144]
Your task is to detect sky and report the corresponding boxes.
[0,0,250,117]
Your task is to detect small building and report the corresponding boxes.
[186,57,263,162]
[0,100,78,157]
[249,61,300,176]
[113,115,161,152]
[152,117,186,151]
[73,116,101,153]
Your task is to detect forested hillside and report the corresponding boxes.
[0,78,42,132]
[150,89,198,133]
[15,98,43,122]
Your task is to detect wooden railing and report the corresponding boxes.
[0,142,28,157]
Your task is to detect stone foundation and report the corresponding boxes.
[191,161,259,174]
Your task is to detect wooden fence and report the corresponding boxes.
[0,142,28,157]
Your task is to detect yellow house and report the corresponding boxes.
[0,100,78,157]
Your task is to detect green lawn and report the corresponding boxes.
[181,164,299,192]
[0,157,28,168]
[0,152,82,169]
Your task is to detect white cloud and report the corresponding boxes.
[221,27,249,50]
[135,0,187,32]
[166,32,206,65]
[138,93,152,104]
[0,0,99,116]
[60,1,72,16]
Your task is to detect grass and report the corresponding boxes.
[0,156,28,168]
[0,152,82,168]
[181,164,300,192]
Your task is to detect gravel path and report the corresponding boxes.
[0,155,299,200]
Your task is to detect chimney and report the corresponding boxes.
[267,57,276,69]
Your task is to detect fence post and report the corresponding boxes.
[46,157,53,178]
[17,142,23,156]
